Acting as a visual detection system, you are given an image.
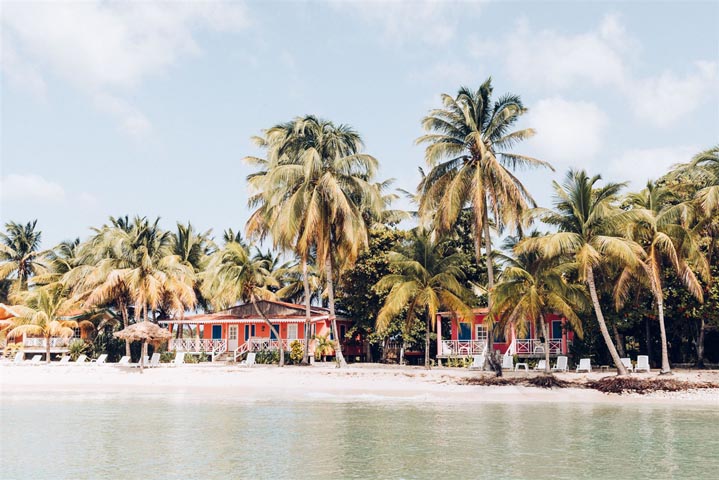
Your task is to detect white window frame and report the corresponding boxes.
[287,324,298,340]
[475,324,488,341]
[228,325,238,341]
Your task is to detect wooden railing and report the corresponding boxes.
[233,338,306,361]
[22,337,76,348]
[515,339,562,355]
[439,340,487,356]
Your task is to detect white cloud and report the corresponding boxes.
[1,174,66,201]
[92,93,152,138]
[471,14,717,128]
[524,97,608,167]
[606,146,698,188]
[335,0,482,47]
[1,1,250,135]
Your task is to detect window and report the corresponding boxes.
[228,325,237,341]
[552,321,562,339]
[340,325,346,339]
[73,328,81,339]
[287,324,298,340]
[475,324,488,341]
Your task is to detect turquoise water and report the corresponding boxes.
[1,392,717,479]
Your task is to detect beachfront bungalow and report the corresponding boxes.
[436,308,573,359]
[0,303,90,359]
[160,300,357,362]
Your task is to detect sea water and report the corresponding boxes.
[1,391,717,479]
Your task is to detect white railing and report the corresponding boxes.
[22,337,76,348]
[168,338,227,354]
[439,340,487,356]
[515,339,562,355]
[233,338,306,361]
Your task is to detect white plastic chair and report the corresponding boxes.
[239,352,256,367]
[635,355,650,373]
[29,355,42,364]
[534,359,547,371]
[552,356,568,372]
[13,352,24,364]
[91,354,108,365]
[148,353,161,368]
[74,354,88,364]
[501,355,514,370]
[117,356,131,366]
[173,351,185,366]
[469,354,485,370]
[576,358,592,373]
[57,356,71,365]
[620,358,634,372]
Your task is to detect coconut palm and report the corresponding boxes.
[491,234,587,373]
[0,220,51,298]
[688,145,719,215]
[7,284,92,363]
[616,181,707,374]
[246,116,383,367]
[375,229,475,368]
[201,242,284,366]
[417,79,552,313]
[519,169,644,375]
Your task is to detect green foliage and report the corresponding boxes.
[67,339,88,360]
[254,349,290,365]
[289,340,303,364]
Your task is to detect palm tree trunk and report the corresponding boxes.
[140,340,147,373]
[587,266,628,375]
[695,317,706,368]
[251,295,283,367]
[302,259,311,365]
[119,299,131,357]
[656,298,671,374]
[482,204,497,370]
[612,322,626,358]
[539,314,550,374]
[425,314,431,369]
[325,256,347,368]
[46,335,51,364]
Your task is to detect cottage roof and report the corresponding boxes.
[159,299,339,325]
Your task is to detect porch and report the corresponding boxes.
[2,336,78,354]
[167,338,228,361]
[515,339,563,357]
[232,337,306,361]
[437,340,488,358]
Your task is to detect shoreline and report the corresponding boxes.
[2,364,718,406]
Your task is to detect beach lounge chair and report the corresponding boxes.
[551,356,568,372]
[73,354,87,364]
[534,359,547,371]
[91,354,108,365]
[576,358,592,373]
[239,352,256,367]
[13,352,24,364]
[620,358,634,372]
[148,353,161,368]
[635,355,650,373]
[469,354,485,370]
[501,355,514,370]
[116,356,131,366]
[57,356,71,365]
[29,355,42,364]
[172,351,185,366]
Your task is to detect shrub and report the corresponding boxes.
[67,339,88,360]
[289,340,303,364]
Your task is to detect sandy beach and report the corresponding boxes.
[2,363,718,406]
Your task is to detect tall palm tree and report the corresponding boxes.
[519,170,643,375]
[417,79,552,317]
[0,220,51,299]
[491,234,587,373]
[8,284,92,363]
[616,181,707,374]
[201,242,284,365]
[688,145,719,216]
[375,229,474,368]
[246,116,383,367]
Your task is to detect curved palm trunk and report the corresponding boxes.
[482,205,497,371]
[302,259,311,365]
[656,297,671,374]
[140,340,147,373]
[539,314,550,374]
[424,314,431,369]
[251,295,284,367]
[119,299,131,357]
[587,266,628,375]
[46,334,51,364]
[325,256,347,368]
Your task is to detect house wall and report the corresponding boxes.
[199,321,310,341]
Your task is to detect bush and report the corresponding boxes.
[67,339,89,360]
[289,340,303,364]
[3,342,23,359]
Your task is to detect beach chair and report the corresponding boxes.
[501,355,514,370]
[13,352,25,364]
[57,356,71,365]
[620,358,634,372]
[576,358,592,373]
[239,352,256,367]
[551,356,568,372]
[73,354,88,364]
[172,351,185,366]
[469,354,485,370]
[29,355,42,364]
[116,356,131,366]
[91,354,108,365]
[534,359,547,371]
[635,355,650,373]
[148,353,161,368]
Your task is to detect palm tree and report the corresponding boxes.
[0,220,51,299]
[375,229,475,368]
[417,79,552,317]
[519,170,644,375]
[8,284,92,363]
[491,234,587,373]
[172,222,214,312]
[201,242,284,366]
[616,181,707,374]
[688,145,719,216]
[246,116,383,367]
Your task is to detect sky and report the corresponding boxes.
[1,0,718,248]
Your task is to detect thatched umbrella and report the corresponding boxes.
[113,321,172,372]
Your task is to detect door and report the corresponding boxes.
[212,325,222,340]
[287,324,298,340]
[228,325,238,350]
[552,321,562,339]
[458,322,472,340]
[270,324,280,340]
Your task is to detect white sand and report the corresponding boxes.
[1,363,718,406]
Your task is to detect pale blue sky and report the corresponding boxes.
[2,1,718,247]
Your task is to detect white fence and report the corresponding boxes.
[515,339,562,355]
[439,340,487,357]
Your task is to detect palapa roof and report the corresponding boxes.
[114,321,173,343]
